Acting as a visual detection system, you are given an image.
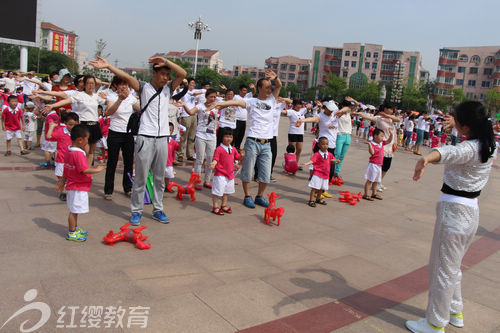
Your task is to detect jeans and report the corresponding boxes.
[405,130,412,147]
[194,137,216,183]
[130,135,168,214]
[451,135,457,146]
[335,133,351,175]
[234,120,246,150]
[241,139,272,183]
[105,130,134,195]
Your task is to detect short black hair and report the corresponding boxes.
[7,95,18,102]
[61,111,79,123]
[239,84,248,90]
[70,124,90,141]
[373,128,384,136]
[205,88,217,97]
[73,74,84,86]
[318,136,329,145]
[381,102,394,110]
[286,144,295,154]
[221,127,234,137]
[169,122,174,128]
[49,71,58,80]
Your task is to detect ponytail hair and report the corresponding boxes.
[454,101,495,163]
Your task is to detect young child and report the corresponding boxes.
[440,131,448,146]
[283,144,299,175]
[47,112,80,201]
[368,123,375,141]
[1,95,29,156]
[301,137,339,207]
[410,131,417,149]
[363,128,392,201]
[97,112,110,161]
[56,125,105,242]
[209,127,242,215]
[397,124,404,146]
[164,122,182,192]
[23,101,38,150]
[406,101,496,333]
[40,107,60,167]
[431,130,440,148]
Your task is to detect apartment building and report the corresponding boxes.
[264,56,311,90]
[163,49,223,73]
[40,22,77,59]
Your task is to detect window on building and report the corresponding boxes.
[466,92,475,99]
[280,63,287,70]
[272,64,278,69]
[456,79,464,85]
[344,60,349,67]
[280,73,286,79]
[204,59,209,63]
[469,67,478,74]
[258,72,265,78]
[467,80,476,87]
[366,52,371,58]
[494,79,500,86]
[242,71,248,74]
[459,54,468,62]
[289,65,296,71]
[234,70,239,77]
[481,81,490,88]
[343,71,348,78]
[370,73,376,80]
[458,67,465,73]
[484,68,493,75]
[485,56,494,64]
[365,62,370,69]
[288,73,295,80]
[345,50,350,56]
[373,52,379,59]
[353,51,358,57]
[251,72,256,77]
[300,65,309,71]
[372,62,378,69]
[444,77,454,85]
[351,61,356,68]
[480,94,485,100]
[471,55,480,63]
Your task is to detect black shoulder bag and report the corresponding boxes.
[127,83,164,135]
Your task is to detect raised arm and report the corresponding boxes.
[297,115,320,126]
[105,87,130,116]
[357,112,377,122]
[90,56,140,92]
[148,56,187,91]
[43,98,72,114]
[266,69,281,99]
[214,99,246,109]
[33,89,68,99]
[179,102,198,116]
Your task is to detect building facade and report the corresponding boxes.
[40,22,77,59]
[163,49,223,73]
[310,43,424,89]
[264,56,311,90]
[230,66,267,80]
[436,46,500,101]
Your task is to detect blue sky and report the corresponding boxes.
[40,0,499,78]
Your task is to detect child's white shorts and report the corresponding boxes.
[164,166,175,179]
[66,190,89,214]
[364,163,382,183]
[41,140,57,152]
[308,174,329,191]
[5,130,22,140]
[96,136,108,149]
[24,130,36,142]
[54,162,64,177]
[212,175,235,197]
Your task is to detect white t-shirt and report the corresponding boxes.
[451,127,458,136]
[194,89,207,105]
[416,116,426,130]
[219,105,237,129]
[318,111,338,149]
[3,77,16,93]
[337,111,352,134]
[180,91,196,117]
[273,103,286,137]
[23,111,37,132]
[70,91,105,122]
[286,108,306,135]
[375,116,395,157]
[245,95,276,140]
[424,120,431,132]
[21,79,37,96]
[195,103,218,141]
[234,92,253,121]
[137,81,172,137]
[107,90,137,133]
[406,120,414,132]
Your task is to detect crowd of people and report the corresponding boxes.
[1,56,499,333]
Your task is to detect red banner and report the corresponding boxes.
[67,36,75,58]
[52,32,64,53]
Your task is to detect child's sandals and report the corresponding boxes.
[212,207,224,215]
[371,194,383,200]
[308,200,316,207]
[362,195,374,201]
[315,198,327,205]
[221,206,232,214]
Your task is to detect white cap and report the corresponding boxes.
[323,100,339,112]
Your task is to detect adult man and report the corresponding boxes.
[414,111,430,156]
[90,55,186,225]
[177,78,197,162]
[232,83,255,149]
[18,72,38,103]
[214,70,281,208]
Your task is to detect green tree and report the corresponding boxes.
[452,88,466,105]
[195,67,221,88]
[169,59,192,78]
[432,95,452,111]
[324,73,347,101]
[94,38,111,59]
[485,88,500,117]
[280,83,300,98]
[401,86,427,111]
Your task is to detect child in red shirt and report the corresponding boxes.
[431,130,440,148]
[440,131,448,145]
[40,109,60,167]
[282,144,299,175]
[1,95,29,156]
[47,112,80,201]
[301,137,339,207]
[56,124,105,242]
[209,127,243,215]
[97,113,110,161]
[363,128,392,201]
[164,123,182,191]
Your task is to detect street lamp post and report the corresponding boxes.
[188,17,210,76]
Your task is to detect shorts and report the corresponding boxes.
[36,118,44,135]
[164,166,175,179]
[241,139,272,183]
[416,129,424,145]
[288,133,304,143]
[308,174,329,191]
[24,130,36,142]
[424,131,429,141]
[42,140,57,153]
[81,122,102,144]
[212,175,235,196]
[54,162,64,177]
[382,156,392,172]
[5,130,22,140]
[95,136,108,149]
[364,163,382,183]
[66,190,89,214]
[364,127,369,135]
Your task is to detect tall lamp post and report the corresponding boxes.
[188,17,210,75]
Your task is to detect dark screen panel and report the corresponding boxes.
[0,0,37,43]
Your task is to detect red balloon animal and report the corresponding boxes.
[264,192,285,226]
[168,173,201,201]
[103,223,151,250]
[338,191,362,205]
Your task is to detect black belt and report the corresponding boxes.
[139,134,169,139]
[247,137,270,144]
[441,183,481,199]
[81,121,98,126]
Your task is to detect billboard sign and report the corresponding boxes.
[0,0,40,47]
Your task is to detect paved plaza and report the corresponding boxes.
[1,119,499,332]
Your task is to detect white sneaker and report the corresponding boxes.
[405,318,444,333]
[377,184,384,192]
[449,312,464,328]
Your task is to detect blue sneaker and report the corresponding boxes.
[243,196,255,208]
[152,211,170,224]
[130,212,142,226]
[255,196,269,208]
